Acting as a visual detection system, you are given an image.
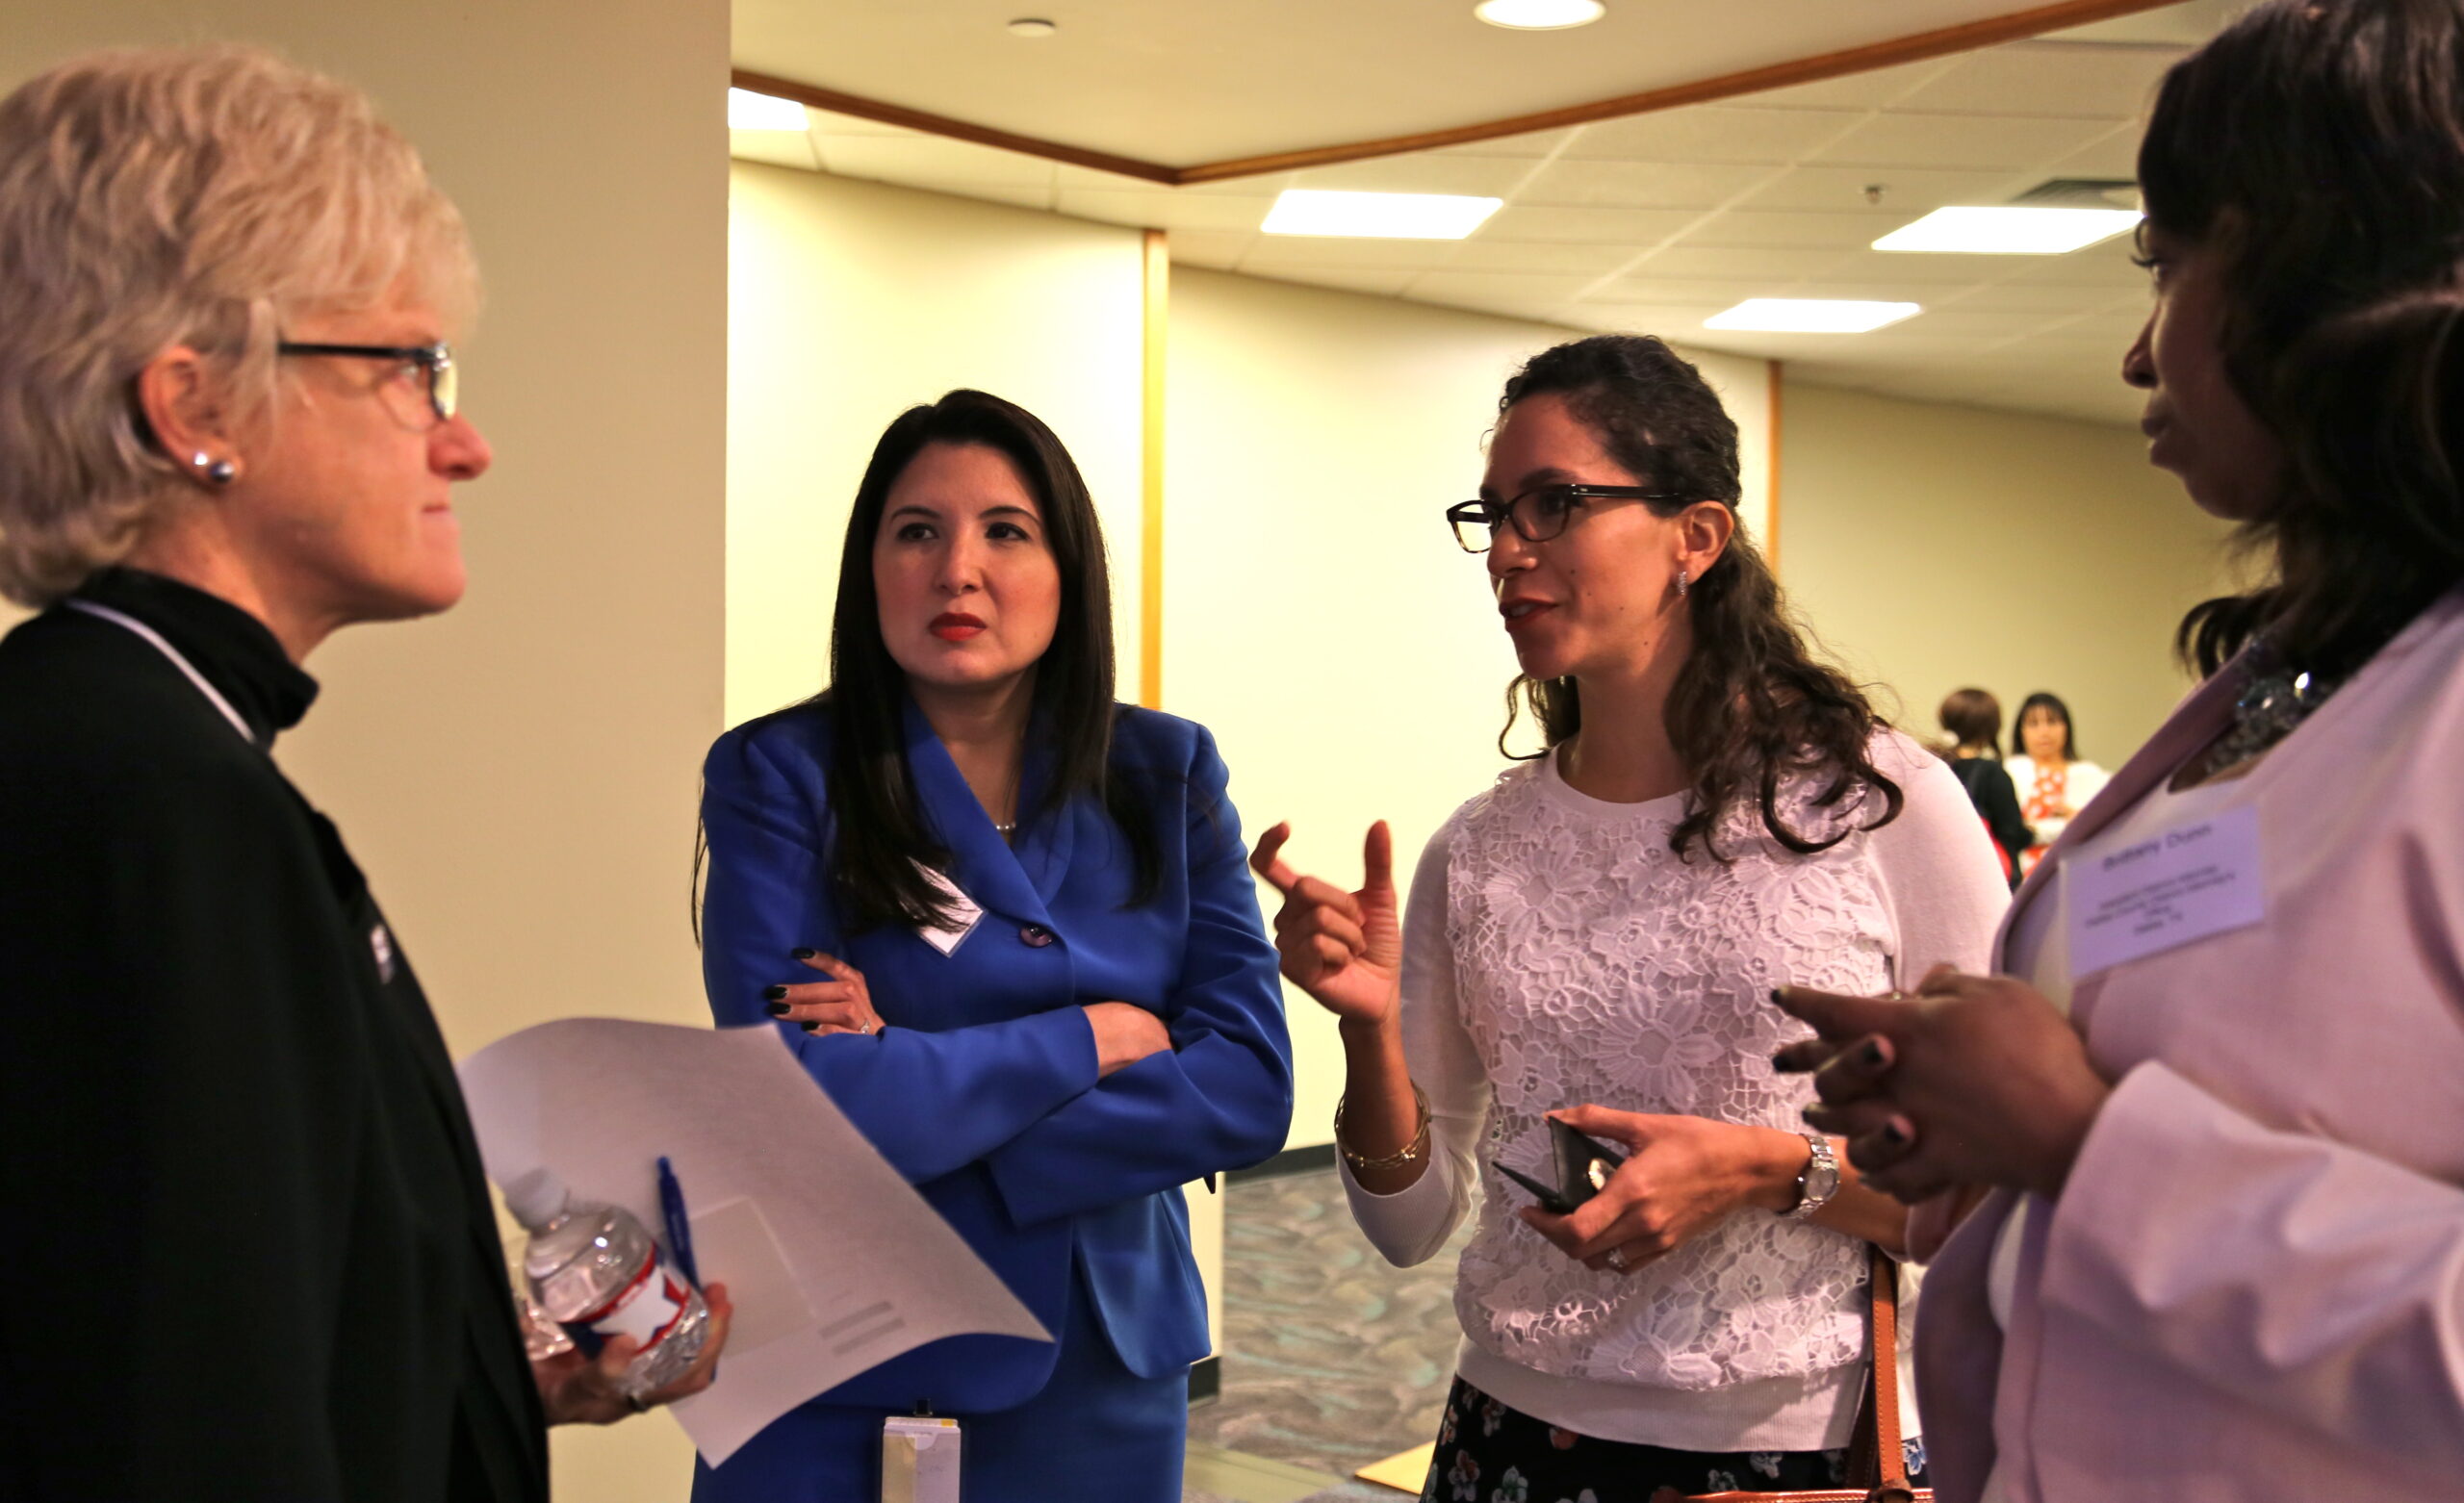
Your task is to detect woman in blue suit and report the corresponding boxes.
[693,389,1294,1502]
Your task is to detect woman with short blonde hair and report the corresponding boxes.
[0,47,719,1501]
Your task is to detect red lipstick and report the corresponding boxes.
[930,612,986,642]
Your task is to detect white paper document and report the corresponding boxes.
[457,1019,1051,1465]
[2066,802,2266,979]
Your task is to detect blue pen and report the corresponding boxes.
[655,1156,700,1286]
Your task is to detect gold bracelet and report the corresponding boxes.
[1334,1083,1431,1172]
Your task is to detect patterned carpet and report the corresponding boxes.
[1184,1166,1479,1503]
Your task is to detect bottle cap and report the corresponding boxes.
[502,1167,571,1230]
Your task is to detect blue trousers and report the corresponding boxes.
[691,1267,1187,1503]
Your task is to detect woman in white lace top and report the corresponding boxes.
[1252,335,2008,1501]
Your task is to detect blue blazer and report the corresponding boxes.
[698,698,1293,1412]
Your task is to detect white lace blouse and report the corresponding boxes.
[1342,731,2007,1452]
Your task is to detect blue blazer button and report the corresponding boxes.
[1019,924,1055,947]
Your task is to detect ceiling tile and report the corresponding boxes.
[1165,229,1258,269]
[1478,204,1701,244]
[1438,240,1641,273]
[1822,247,2048,285]
[1408,270,1604,305]
[1892,42,2180,119]
[1673,208,1909,251]
[1057,187,1272,231]
[731,131,820,172]
[1933,280,2143,314]
[1514,159,1784,211]
[1589,275,1788,307]
[1430,127,1575,160]
[2033,127,2146,183]
[1742,57,1960,111]
[1896,308,2079,342]
[1290,155,1538,197]
[803,108,921,140]
[1999,237,2150,288]
[1738,164,2027,214]
[1809,112,2118,171]
[1560,106,1866,166]
[1239,236,1467,271]
[1567,304,1730,339]
[818,135,1059,187]
[1245,267,1421,298]
[1629,244,1844,281]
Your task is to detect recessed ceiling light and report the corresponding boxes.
[1704,299,1921,334]
[728,89,808,132]
[1008,17,1058,37]
[1476,0,1606,29]
[1874,206,2143,255]
[1262,190,1503,240]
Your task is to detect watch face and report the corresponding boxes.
[1807,1159,1841,1202]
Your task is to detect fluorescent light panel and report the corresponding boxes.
[729,89,809,132]
[1875,206,2143,255]
[1475,0,1606,29]
[1262,190,1502,240]
[1705,299,1920,334]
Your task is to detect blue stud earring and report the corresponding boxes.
[192,451,236,486]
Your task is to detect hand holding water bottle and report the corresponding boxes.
[505,1168,734,1424]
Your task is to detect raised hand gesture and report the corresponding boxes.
[1248,821,1401,1027]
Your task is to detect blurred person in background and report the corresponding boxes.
[2003,692,2109,867]
[1938,687,2030,889]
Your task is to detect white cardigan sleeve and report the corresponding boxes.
[1339,815,1493,1267]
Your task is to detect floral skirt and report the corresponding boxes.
[1419,1376,1929,1503]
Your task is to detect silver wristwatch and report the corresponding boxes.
[1783,1134,1840,1221]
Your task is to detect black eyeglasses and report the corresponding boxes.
[1446,483,1683,553]
[276,341,457,425]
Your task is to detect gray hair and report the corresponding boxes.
[0,46,478,604]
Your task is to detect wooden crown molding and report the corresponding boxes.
[734,0,2180,189]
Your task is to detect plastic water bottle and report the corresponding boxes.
[504,1167,710,1397]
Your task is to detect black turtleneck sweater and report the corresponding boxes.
[0,569,548,1503]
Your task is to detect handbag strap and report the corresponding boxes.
[1862,1243,1916,1503]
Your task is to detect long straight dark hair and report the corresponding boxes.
[1497,335,1901,859]
[820,390,1156,931]
[2143,0,2464,681]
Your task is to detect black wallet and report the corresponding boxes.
[1490,1115,1628,1214]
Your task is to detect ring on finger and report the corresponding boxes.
[1604,1246,1631,1272]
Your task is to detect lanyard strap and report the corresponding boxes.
[64,599,260,749]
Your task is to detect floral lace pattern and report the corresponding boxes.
[1445,758,1893,1389]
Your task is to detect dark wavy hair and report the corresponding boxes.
[2144,0,2464,680]
[2010,692,2077,761]
[1939,687,2003,755]
[1496,335,1901,859]
[817,390,1157,932]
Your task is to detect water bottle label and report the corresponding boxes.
[569,1253,693,1356]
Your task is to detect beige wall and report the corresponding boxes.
[1777,382,2238,770]
[727,163,1145,728]
[0,6,729,1499]
[1161,267,1775,1149]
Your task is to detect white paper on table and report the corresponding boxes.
[457,1019,1051,1465]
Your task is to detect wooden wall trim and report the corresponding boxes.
[733,0,2178,189]
[730,68,1178,184]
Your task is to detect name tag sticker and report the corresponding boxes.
[2066,802,2265,978]
[913,864,983,956]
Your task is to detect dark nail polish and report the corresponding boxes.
[790,948,816,960]
[1860,1040,1887,1069]
[763,984,788,1001]
[801,1021,820,1033]
[765,1001,789,1017]
[1768,987,1786,1005]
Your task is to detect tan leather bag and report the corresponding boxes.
[1688,1245,1929,1503]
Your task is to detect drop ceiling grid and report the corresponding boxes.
[742,26,2196,427]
